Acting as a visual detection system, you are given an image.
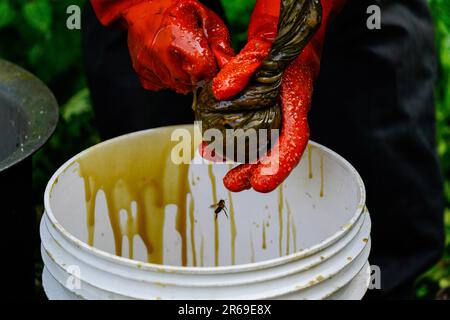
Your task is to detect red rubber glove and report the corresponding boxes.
[223,0,347,193]
[91,0,235,94]
[212,0,281,100]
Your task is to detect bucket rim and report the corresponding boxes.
[43,124,366,275]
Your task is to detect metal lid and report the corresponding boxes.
[0,59,58,173]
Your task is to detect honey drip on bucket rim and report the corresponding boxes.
[262,221,267,250]
[227,196,237,265]
[227,164,237,265]
[84,175,97,247]
[292,211,297,253]
[189,195,197,266]
[207,164,219,267]
[308,145,313,179]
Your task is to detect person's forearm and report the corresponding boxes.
[90,0,234,93]
[90,0,146,26]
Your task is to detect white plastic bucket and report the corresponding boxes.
[40,125,371,300]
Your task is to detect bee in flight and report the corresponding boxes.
[210,199,228,220]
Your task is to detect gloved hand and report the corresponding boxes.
[212,0,281,100]
[91,0,235,94]
[221,0,347,193]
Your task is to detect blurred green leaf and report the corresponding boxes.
[220,0,255,49]
[62,88,91,121]
[22,0,52,34]
[416,284,429,299]
[0,0,16,28]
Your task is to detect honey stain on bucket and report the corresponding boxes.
[49,176,59,197]
[77,129,234,268]
[308,146,326,198]
[78,127,194,265]
[320,155,325,198]
[189,195,197,266]
[83,175,97,247]
[207,164,220,267]
[177,164,190,266]
[308,145,313,179]
[226,167,237,265]
[125,208,135,260]
[262,221,267,250]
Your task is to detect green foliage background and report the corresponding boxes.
[0,0,448,298]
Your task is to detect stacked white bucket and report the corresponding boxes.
[40,125,371,300]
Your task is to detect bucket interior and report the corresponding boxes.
[47,125,364,268]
